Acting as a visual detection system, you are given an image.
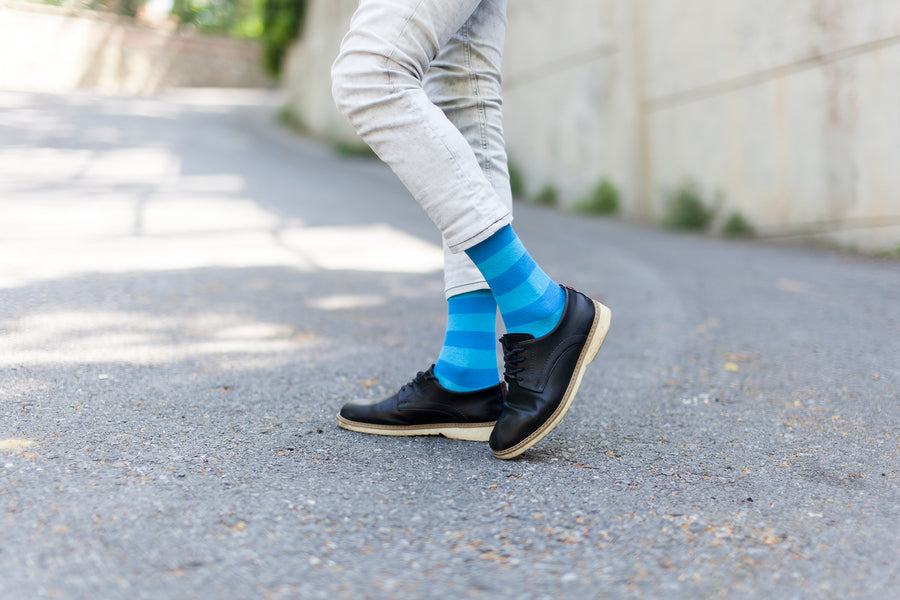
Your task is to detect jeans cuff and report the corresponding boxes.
[444,280,491,300]
[446,211,513,254]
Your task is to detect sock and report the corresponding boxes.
[433,290,499,392]
[464,224,565,338]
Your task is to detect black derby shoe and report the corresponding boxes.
[490,286,611,459]
[337,366,503,441]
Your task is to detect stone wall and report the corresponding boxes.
[282,0,900,251]
[0,2,270,94]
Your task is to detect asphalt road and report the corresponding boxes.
[1,89,898,600]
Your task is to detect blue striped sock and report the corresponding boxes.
[465,224,565,338]
[433,290,500,392]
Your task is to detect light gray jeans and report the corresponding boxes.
[331,0,513,298]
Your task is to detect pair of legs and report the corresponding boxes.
[331,0,611,458]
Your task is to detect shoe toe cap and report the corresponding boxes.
[489,411,527,452]
[339,397,388,423]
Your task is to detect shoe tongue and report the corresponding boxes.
[503,332,534,345]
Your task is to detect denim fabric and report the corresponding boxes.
[331,0,513,298]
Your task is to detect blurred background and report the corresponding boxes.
[1,0,899,253]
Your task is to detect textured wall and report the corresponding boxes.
[282,0,359,145]
[638,0,900,249]
[283,0,900,251]
[501,0,630,207]
[0,3,270,94]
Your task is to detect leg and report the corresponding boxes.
[332,0,562,338]
[423,2,511,393]
[336,0,510,394]
[331,0,512,252]
[423,0,512,299]
[424,13,611,455]
[332,0,612,457]
[336,1,507,439]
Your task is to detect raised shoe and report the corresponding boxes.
[490,286,611,459]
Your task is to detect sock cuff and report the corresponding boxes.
[447,289,496,314]
[464,223,517,264]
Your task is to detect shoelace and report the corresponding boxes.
[501,338,525,384]
[399,369,437,395]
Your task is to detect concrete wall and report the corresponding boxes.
[284,0,900,251]
[502,1,634,208]
[282,0,359,144]
[0,3,270,94]
[638,0,900,250]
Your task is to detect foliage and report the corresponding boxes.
[333,139,378,159]
[278,105,308,134]
[721,211,755,237]
[58,0,147,16]
[664,181,714,230]
[261,0,308,77]
[168,0,307,75]
[172,0,263,37]
[507,160,525,199]
[535,184,558,206]
[118,0,146,17]
[576,178,620,215]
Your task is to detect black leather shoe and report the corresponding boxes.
[490,286,611,459]
[337,367,503,441]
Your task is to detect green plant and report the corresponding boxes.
[333,139,378,159]
[261,0,309,77]
[721,211,755,237]
[664,181,714,230]
[507,160,525,200]
[535,184,558,206]
[278,105,308,134]
[172,0,263,37]
[116,0,146,17]
[576,178,619,215]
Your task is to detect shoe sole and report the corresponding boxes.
[492,299,612,460]
[336,415,496,442]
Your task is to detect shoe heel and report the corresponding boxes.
[586,301,612,364]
